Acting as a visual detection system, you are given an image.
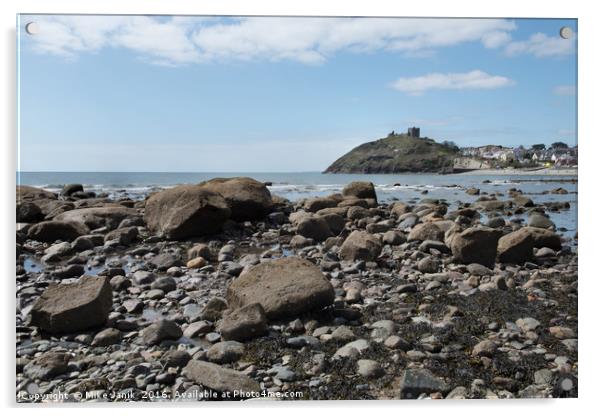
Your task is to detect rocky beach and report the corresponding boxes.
[16,176,578,402]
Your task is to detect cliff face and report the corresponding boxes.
[324,134,459,173]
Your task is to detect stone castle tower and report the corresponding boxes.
[407,127,420,138]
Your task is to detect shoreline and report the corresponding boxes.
[453,168,577,176]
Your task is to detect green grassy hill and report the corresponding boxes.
[324,133,459,173]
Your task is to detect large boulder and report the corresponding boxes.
[408,223,444,242]
[527,213,556,230]
[475,200,507,211]
[29,276,113,334]
[226,257,334,320]
[296,216,333,242]
[183,360,260,395]
[524,227,562,250]
[450,227,502,267]
[199,177,272,221]
[54,207,138,230]
[342,182,377,201]
[304,197,338,212]
[391,202,411,217]
[27,220,89,242]
[144,185,231,239]
[497,228,534,264]
[16,201,44,223]
[340,230,382,261]
[61,184,84,197]
[23,352,70,381]
[16,185,57,203]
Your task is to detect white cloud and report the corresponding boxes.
[505,32,575,58]
[24,15,518,66]
[27,16,200,64]
[554,85,576,96]
[191,17,517,63]
[390,70,515,96]
[23,16,574,65]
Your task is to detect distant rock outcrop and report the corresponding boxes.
[324,133,460,173]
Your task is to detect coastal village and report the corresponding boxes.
[459,143,578,169]
[407,125,578,169]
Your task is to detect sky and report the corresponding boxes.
[17,15,577,172]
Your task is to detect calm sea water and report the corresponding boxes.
[18,171,578,235]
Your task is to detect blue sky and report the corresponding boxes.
[18,16,577,172]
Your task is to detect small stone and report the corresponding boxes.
[269,365,296,382]
[516,317,541,332]
[357,359,384,378]
[132,270,156,285]
[549,326,575,340]
[330,326,355,342]
[182,360,260,394]
[201,297,228,322]
[534,369,554,385]
[150,276,176,292]
[91,328,122,346]
[418,257,439,273]
[123,299,143,313]
[286,336,320,349]
[186,257,207,269]
[160,350,191,368]
[141,319,182,345]
[472,340,497,357]
[384,335,410,350]
[206,341,245,364]
[334,339,369,358]
[219,303,268,341]
[399,369,449,399]
[183,321,212,338]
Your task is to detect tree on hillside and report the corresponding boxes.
[531,144,546,151]
[441,140,459,152]
[551,141,569,149]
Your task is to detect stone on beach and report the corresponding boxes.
[186,256,207,269]
[27,220,89,243]
[141,319,183,345]
[104,226,138,245]
[29,275,113,334]
[198,177,273,221]
[61,184,84,197]
[399,368,450,399]
[296,215,333,242]
[340,230,382,261]
[524,227,563,250]
[408,223,444,242]
[54,207,138,230]
[497,228,534,264]
[219,303,268,341]
[23,352,70,381]
[187,243,211,261]
[342,181,377,201]
[226,257,334,319]
[206,341,245,363]
[183,360,260,394]
[450,227,502,267]
[528,213,556,230]
[17,185,57,203]
[17,201,43,223]
[144,185,231,239]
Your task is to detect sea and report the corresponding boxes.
[17,171,578,237]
